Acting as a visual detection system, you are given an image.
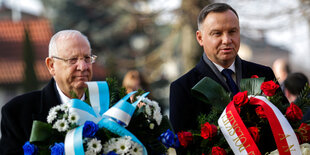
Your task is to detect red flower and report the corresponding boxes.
[298,123,310,143]
[255,106,267,119]
[296,132,303,144]
[286,102,303,121]
[248,127,260,143]
[260,81,279,96]
[201,122,217,140]
[235,106,241,114]
[211,146,227,155]
[232,91,249,107]
[251,75,259,78]
[177,131,193,147]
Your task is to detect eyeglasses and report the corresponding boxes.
[52,55,97,65]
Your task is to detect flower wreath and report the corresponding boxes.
[175,76,310,155]
[22,78,179,155]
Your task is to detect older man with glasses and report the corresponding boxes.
[0,30,96,154]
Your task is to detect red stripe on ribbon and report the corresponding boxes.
[249,97,291,155]
[226,101,261,155]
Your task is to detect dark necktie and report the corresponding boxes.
[221,69,239,95]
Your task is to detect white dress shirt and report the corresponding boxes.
[212,61,237,82]
[56,83,85,104]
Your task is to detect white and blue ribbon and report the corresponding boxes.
[98,118,148,154]
[64,81,148,155]
[87,81,109,116]
[64,126,84,155]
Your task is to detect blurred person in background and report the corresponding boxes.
[123,70,143,94]
[283,72,308,103]
[283,72,310,122]
[122,70,149,102]
[0,30,96,154]
[272,58,291,91]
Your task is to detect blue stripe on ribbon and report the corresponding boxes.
[73,126,85,155]
[71,99,97,118]
[98,118,148,155]
[97,81,109,115]
[114,100,136,116]
[122,91,137,101]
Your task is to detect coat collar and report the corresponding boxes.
[33,78,62,122]
[197,54,243,92]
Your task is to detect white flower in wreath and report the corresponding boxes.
[129,142,143,155]
[61,103,70,113]
[86,138,102,153]
[50,105,61,114]
[47,110,57,124]
[68,112,79,124]
[85,150,96,155]
[269,143,310,155]
[47,104,65,124]
[145,105,152,116]
[115,137,132,154]
[301,143,310,154]
[149,123,155,130]
[140,97,163,125]
[153,109,162,125]
[53,118,69,132]
[103,137,121,154]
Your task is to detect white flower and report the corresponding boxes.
[50,105,61,114]
[140,96,151,104]
[52,119,69,132]
[301,143,310,155]
[268,149,279,155]
[103,138,118,154]
[145,105,152,116]
[87,138,102,153]
[115,137,132,154]
[268,143,310,155]
[47,105,63,124]
[153,110,162,125]
[68,112,79,124]
[129,142,143,155]
[85,150,96,155]
[60,103,70,112]
[140,97,163,125]
[47,110,57,124]
[149,123,155,130]
[167,147,177,155]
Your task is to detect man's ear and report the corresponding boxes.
[45,57,55,76]
[196,30,203,46]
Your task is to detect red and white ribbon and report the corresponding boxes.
[218,96,301,155]
[218,101,261,155]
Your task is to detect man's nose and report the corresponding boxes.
[76,59,88,71]
[222,33,232,44]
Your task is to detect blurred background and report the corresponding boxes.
[0,0,309,118]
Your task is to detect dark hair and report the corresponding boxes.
[284,72,309,95]
[197,3,239,30]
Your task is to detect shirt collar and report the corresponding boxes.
[56,83,85,104]
[212,61,236,73]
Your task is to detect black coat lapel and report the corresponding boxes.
[32,78,62,122]
[199,54,230,91]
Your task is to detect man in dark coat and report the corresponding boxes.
[169,3,280,153]
[0,30,96,154]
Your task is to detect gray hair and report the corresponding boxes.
[48,30,91,57]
